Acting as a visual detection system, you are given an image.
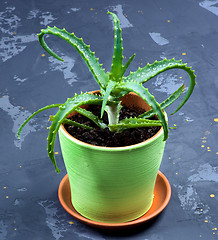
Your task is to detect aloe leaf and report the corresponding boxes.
[101,80,117,118]
[139,84,185,119]
[17,104,61,139]
[118,81,168,141]
[38,27,109,90]
[50,116,93,130]
[124,58,196,114]
[47,93,115,173]
[119,54,136,79]
[74,107,107,129]
[63,119,93,129]
[109,118,162,132]
[108,11,123,81]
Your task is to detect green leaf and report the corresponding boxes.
[108,11,123,81]
[38,26,109,90]
[109,117,162,132]
[51,117,93,130]
[101,80,117,118]
[119,54,135,79]
[47,93,115,173]
[74,107,107,129]
[118,81,168,141]
[139,84,185,119]
[17,104,61,139]
[124,58,196,114]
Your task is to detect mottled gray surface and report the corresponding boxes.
[0,0,218,239]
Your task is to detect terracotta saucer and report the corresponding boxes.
[58,171,171,229]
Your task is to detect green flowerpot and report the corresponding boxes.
[58,92,166,223]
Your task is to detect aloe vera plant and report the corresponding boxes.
[17,12,196,173]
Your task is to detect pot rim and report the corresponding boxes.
[59,90,167,152]
[60,120,165,152]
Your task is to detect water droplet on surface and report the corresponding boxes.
[59,105,66,110]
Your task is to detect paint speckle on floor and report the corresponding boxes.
[48,55,77,86]
[188,163,218,183]
[0,95,40,148]
[0,34,37,62]
[14,75,28,84]
[38,200,68,240]
[199,0,218,16]
[176,184,210,217]
[70,8,80,13]
[153,73,183,95]
[17,188,27,192]
[149,32,169,46]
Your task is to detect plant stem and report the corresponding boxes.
[107,97,121,128]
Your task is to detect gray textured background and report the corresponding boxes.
[0,0,218,239]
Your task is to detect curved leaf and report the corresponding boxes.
[124,58,196,114]
[49,116,93,130]
[47,93,115,173]
[139,84,185,119]
[38,26,109,90]
[118,81,168,141]
[75,107,107,129]
[17,104,61,139]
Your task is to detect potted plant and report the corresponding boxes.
[18,12,196,223]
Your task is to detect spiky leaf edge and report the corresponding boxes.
[17,104,61,139]
[118,81,168,141]
[109,118,162,132]
[75,107,107,129]
[38,27,109,90]
[139,84,185,119]
[108,11,123,81]
[47,93,116,173]
[101,80,117,117]
[124,58,196,114]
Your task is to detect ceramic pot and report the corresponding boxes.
[58,91,166,223]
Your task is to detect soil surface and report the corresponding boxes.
[64,105,161,147]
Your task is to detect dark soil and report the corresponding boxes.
[64,105,161,147]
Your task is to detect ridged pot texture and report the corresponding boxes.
[58,92,166,223]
